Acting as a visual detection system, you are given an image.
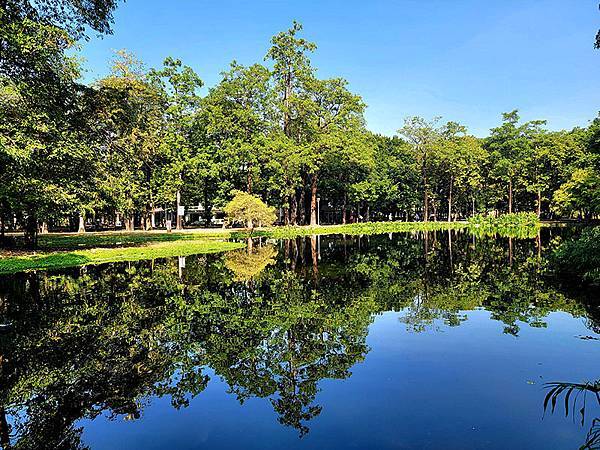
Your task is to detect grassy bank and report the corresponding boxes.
[33,229,235,251]
[0,239,243,274]
[0,217,539,274]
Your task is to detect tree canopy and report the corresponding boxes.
[2,9,600,247]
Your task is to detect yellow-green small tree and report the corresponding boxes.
[224,191,276,229]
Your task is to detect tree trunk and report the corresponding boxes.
[247,164,253,194]
[299,175,306,225]
[176,188,182,230]
[284,70,292,137]
[78,214,86,233]
[311,235,319,284]
[310,173,318,226]
[448,175,453,221]
[41,221,49,234]
[24,213,37,249]
[508,178,513,214]
[423,171,429,222]
[342,193,347,224]
[536,189,541,218]
[290,193,297,225]
[472,195,476,218]
[448,228,453,272]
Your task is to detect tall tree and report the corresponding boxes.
[94,50,164,231]
[203,62,274,195]
[398,117,442,222]
[486,110,545,214]
[438,122,487,220]
[266,21,316,224]
[306,77,369,225]
[149,57,203,229]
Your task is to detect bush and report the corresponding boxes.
[223,190,276,229]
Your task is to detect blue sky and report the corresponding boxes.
[79,0,599,137]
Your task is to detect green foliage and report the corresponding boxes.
[225,244,278,281]
[543,379,600,449]
[2,9,600,250]
[552,227,600,284]
[224,191,277,228]
[552,168,600,218]
[468,212,540,228]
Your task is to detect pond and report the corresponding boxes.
[0,229,598,449]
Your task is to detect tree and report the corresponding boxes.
[552,168,600,219]
[265,21,316,225]
[94,50,165,231]
[203,62,274,197]
[1,0,119,81]
[0,0,121,245]
[398,117,442,221]
[0,28,98,245]
[438,122,487,220]
[305,77,370,225]
[149,57,203,230]
[486,110,545,214]
[224,190,276,229]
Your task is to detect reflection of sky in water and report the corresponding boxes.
[80,309,599,450]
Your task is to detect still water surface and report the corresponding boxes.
[0,230,598,449]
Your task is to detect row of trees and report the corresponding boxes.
[2,1,600,246]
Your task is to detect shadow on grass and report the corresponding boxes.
[37,232,220,251]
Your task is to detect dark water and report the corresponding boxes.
[0,230,599,449]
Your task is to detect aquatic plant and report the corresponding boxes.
[544,379,600,449]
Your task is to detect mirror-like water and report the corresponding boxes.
[0,229,598,449]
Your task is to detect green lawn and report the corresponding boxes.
[35,229,235,251]
[0,239,243,274]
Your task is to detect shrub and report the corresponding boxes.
[223,190,276,229]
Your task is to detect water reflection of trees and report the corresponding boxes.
[0,250,374,447]
[344,230,597,335]
[0,230,597,448]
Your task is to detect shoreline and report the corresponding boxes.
[0,219,543,274]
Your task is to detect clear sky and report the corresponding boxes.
[79,0,600,137]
